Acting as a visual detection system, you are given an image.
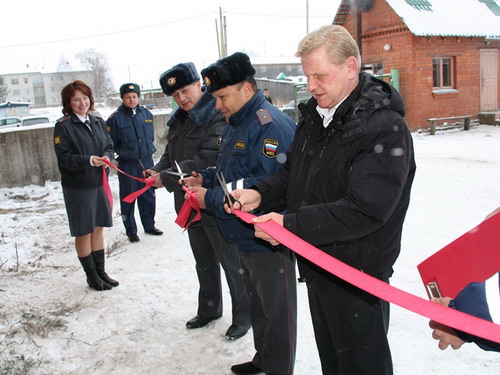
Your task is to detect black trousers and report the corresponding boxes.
[239,247,297,375]
[306,271,393,375]
[187,224,249,325]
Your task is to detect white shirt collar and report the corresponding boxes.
[316,96,348,128]
[75,113,89,123]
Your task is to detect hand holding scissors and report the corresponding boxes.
[216,172,241,209]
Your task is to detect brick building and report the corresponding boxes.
[334,0,500,130]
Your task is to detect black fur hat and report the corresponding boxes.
[201,52,256,93]
[120,83,140,98]
[159,62,200,96]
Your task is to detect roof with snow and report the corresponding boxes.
[336,0,500,38]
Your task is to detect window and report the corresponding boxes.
[432,57,454,89]
[11,78,19,85]
[260,66,266,73]
[24,78,28,84]
[362,63,384,76]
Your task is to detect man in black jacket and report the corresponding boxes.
[148,63,250,341]
[228,25,416,375]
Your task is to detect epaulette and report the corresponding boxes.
[256,109,273,125]
[56,115,71,123]
[106,111,118,120]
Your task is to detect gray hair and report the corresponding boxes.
[295,25,361,71]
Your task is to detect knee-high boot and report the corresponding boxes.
[92,249,119,287]
[78,253,113,291]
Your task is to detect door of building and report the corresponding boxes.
[480,49,498,112]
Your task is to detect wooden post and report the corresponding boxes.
[464,117,471,131]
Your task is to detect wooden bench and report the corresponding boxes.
[427,115,473,135]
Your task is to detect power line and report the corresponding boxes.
[0,12,214,49]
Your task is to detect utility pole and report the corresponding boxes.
[215,7,228,58]
[306,0,309,34]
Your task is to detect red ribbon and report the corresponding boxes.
[174,186,202,230]
[101,167,113,211]
[234,210,500,344]
[102,159,156,203]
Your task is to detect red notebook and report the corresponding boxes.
[418,211,500,299]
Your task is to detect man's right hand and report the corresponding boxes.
[144,169,158,178]
[225,189,262,214]
[183,171,203,188]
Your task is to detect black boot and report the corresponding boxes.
[78,253,113,291]
[92,250,119,287]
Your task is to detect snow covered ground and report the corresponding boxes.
[1,125,499,374]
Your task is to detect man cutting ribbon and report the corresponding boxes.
[225,25,416,375]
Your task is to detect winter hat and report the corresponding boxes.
[119,83,140,98]
[201,52,256,93]
[159,62,200,96]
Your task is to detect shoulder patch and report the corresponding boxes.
[256,109,273,126]
[262,139,279,158]
[54,136,61,146]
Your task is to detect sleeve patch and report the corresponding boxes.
[256,109,273,125]
[54,136,61,146]
[262,139,279,158]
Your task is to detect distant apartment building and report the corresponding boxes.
[1,70,94,108]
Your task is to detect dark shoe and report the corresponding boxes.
[128,234,140,242]
[92,250,119,287]
[186,315,221,329]
[145,227,163,236]
[78,254,113,291]
[231,362,264,375]
[225,324,251,340]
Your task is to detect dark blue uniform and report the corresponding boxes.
[200,91,298,375]
[107,105,157,236]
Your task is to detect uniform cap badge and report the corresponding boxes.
[167,77,176,86]
[204,77,211,86]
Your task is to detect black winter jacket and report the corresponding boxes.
[256,73,416,279]
[152,91,226,223]
[54,113,114,189]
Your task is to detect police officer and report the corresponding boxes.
[107,83,162,242]
[185,52,297,375]
[148,63,250,341]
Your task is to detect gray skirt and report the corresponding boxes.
[62,186,113,237]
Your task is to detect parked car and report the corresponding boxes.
[21,116,51,127]
[0,116,22,129]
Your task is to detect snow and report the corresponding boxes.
[1,125,500,374]
[385,0,500,38]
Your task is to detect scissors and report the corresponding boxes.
[174,160,187,187]
[216,171,240,207]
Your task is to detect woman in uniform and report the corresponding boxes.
[53,80,118,291]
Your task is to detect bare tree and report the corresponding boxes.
[76,49,114,103]
[0,75,8,103]
[57,55,73,72]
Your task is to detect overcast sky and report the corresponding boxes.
[0,0,340,90]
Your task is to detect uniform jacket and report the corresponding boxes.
[152,91,226,222]
[54,113,114,189]
[106,104,156,162]
[200,90,296,252]
[256,73,416,277]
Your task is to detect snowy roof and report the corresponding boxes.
[385,0,500,38]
